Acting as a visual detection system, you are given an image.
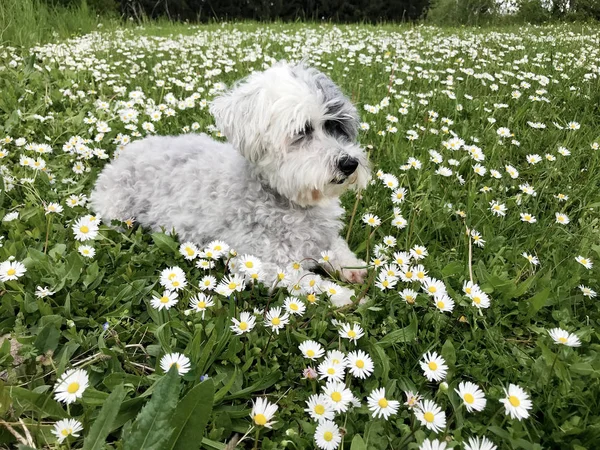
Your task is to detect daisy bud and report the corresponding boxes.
[439,382,448,392]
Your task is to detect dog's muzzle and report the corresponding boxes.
[338,156,359,176]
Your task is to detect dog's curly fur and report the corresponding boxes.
[90,62,371,285]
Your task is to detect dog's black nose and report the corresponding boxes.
[338,156,359,176]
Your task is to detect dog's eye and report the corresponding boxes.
[324,120,346,138]
[300,123,313,136]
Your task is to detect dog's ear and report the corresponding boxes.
[210,75,269,163]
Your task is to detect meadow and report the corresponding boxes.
[0,21,599,450]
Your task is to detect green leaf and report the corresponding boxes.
[201,438,226,450]
[350,434,367,450]
[151,232,179,254]
[83,384,127,450]
[33,322,60,353]
[441,339,456,366]
[570,362,594,376]
[8,386,66,419]
[527,288,550,317]
[123,367,180,450]
[166,379,215,450]
[64,251,84,286]
[377,318,417,348]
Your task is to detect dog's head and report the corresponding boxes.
[210,62,370,207]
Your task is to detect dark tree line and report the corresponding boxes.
[118,0,430,22]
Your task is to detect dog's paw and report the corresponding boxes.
[341,266,368,284]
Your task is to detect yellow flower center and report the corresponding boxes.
[168,273,176,280]
[198,301,206,308]
[7,268,16,276]
[424,411,435,423]
[315,404,325,415]
[307,294,316,303]
[327,368,335,375]
[406,296,415,304]
[204,280,211,286]
[61,428,71,436]
[228,282,236,290]
[331,392,342,402]
[508,395,520,407]
[185,248,194,256]
[378,398,388,408]
[428,361,438,371]
[473,296,481,304]
[172,281,180,287]
[464,393,474,404]
[307,349,315,357]
[290,303,299,311]
[356,360,364,368]
[254,414,267,426]
[271,317,280,326]
[324,431,334,442]
[329,288,337,295]
[245,261,254,268]
[428,286,437,293]
[406,271,413,278]
[437,301,445,309]
[347,330,356,338]
[558,337,567,343]
[383,280,389,287]
[214,245,222,251]
[80,225,89,233]
[293,262,301,270]
[465,287,472,294]
[239,322,248,331]
[67,382,80,394]
[160,296,170,304]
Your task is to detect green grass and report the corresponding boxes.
[0,21,600,450]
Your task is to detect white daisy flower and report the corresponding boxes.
[367,387,400,419]
[339,323,365,343]
[78,245,95,258]
[422,277,447,297]
[410,245,428,260]
[160,352,191,376]
[45,202,64,215]
[415,399,446,433]
[575,255,593,269]
[420,352,448,382]
[346,350,374,379]
[150,290,178,310]
[299,340,325,360]
[238,254,262,275]
[400,288,419,304]
[314,420,342,450]
[579,285,597,298]
[548,328,581,347]
[230,312,256,335]
[72,216,99,241]
[555,212,570,224]
[179,242,198,260]
[419,438,447,450]
[199,275,217,291]
[322,380,353,413]
[52,418,83,444]
[464,436,497,450]
[318,357,346,382]
[189,293,214,319]
[404,391,422,409]
[433,294,455,312]
[499,384,532,420]
[251,397,278,428]
[264,306,290,334]
[468,287,491,309]
[305,394,335,422]
[362,213,381,227]
[455,381,487,412]
[0,260,26,282]
[284,296,306,316]
[54,369,89,404]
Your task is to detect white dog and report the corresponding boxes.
[91,62,370,285]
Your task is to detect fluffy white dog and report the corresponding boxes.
[91,62,370,285]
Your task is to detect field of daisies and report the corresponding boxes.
[0,22,599,450]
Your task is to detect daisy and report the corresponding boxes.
[284,296,306,316]
[464,436,497,450]
[499,384,532,420]
[555,213,570,224]
[45,202,64,215]
[325,350,347,367]
[318,358,346,382]
[264,307,290,334]
[411,245,428,260]
[400,288,419,304]
[367,387,400,419]
[579,285,597,298]
[455,381,487,412]
[422,277,447,297]
[433,294,454,312]
[230,312,256,335]
[346,350,374,379]
[382,235,397,247]
[150,290,178,310]
[179,242,198,260]
[419,439,447,450]
[375,272,398,290]
[314,420,342,450]
[522,252,540,266]
[78,245,95,258]
[520,213,536,223]
[392,187,407,203]
[489,201,507,217]
[319,250,334,265]
[54,369,89,404]
[404,391,422,409]
[469,287,491,309]
[575,256,593,269]
[420,352,448,382]
[415,399,446,433]
[363,213,381,227]
[322,380,353,413]
[216,273,245,296]
[196,259,215,270]
[238,254,262,275]
[339,323,365,343]
[159,266,186,289]
[52,418,83,444]
[251,397,278,428]
[299,340,325,360]
[72,216,99,241]
[305,394,335,422]
[393,251,411,266]
[189,293,214,319]
[199,275,217,291]
[548,328,581,347]
[35,286,54,298]
[0,260,26,282]
[160,352,191,376]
